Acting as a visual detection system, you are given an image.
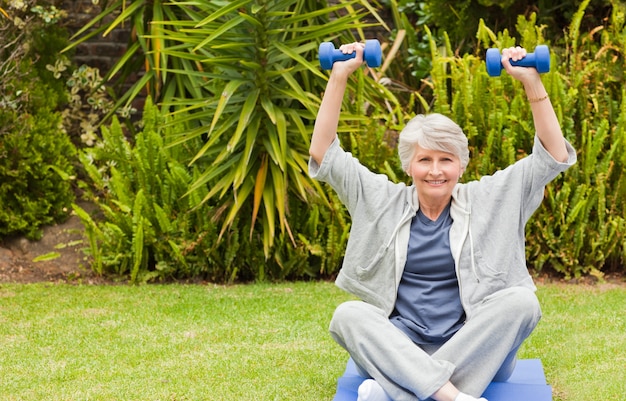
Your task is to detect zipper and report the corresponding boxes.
[452,187,479,319]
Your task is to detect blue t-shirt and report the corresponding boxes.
[390,203,465,345]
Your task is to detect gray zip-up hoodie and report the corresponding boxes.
[309,136,576,319]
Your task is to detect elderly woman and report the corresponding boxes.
[308,44,576,401]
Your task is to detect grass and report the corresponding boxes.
[0,281,623,401]
[522,283,626,401]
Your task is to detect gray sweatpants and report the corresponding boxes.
[329,286,542,401]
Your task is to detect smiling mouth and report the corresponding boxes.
[426,180,447,185]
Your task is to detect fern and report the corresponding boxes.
[73,98,223,283]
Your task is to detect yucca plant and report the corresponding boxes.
[162,0,401,270]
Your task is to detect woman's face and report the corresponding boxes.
[407,145,464,204]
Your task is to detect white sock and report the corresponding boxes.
[454,392,488,401]
[357,379,392,401]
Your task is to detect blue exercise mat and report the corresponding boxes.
[332,358,552,401]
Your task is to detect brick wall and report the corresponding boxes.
[58,0,146,112]
[59,0,131,75]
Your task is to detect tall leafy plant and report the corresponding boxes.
[529,0,626,277]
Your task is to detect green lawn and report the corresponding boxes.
[524,282,626,401]
[0,281,623,400]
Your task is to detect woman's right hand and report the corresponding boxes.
[330,42,366,78]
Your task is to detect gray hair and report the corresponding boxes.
[398,113,470,173]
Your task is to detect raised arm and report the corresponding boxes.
[309,43,366,165]
[501,46,570,162]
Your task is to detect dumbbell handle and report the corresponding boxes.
[509,53,540,67]
[328,49,358,62]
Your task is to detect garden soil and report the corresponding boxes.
[0,202,110,284]
[0,204,623,287]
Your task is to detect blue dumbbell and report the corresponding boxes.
[486,45,550,77]
[319,39,382,70]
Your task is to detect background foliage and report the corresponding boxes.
[3,0,624,281]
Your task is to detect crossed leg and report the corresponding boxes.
[330,287,541,401]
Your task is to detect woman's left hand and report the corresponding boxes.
[501,46,542,86]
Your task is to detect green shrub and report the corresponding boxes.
[74,96,372,283]
[0,109,76,239]
[526,1,626,277]
[0,0,77,240]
